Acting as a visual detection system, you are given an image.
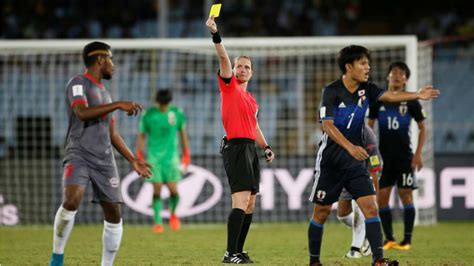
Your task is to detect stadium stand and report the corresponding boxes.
[2,0,473,39]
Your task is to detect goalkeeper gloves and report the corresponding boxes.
[136,150,145,160]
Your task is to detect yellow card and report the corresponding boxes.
[209,4,222,18]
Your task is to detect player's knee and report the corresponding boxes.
[363,204,379,218]
[313,206,331,223]
[62,199,80,211]
[377,193,390,207]
[399,190,413,204]
[401,195,413,205]
[103,205,121,223]
[337,203,352,217]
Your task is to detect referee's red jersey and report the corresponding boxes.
[218,74,259,140]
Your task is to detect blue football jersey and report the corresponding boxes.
[317,79,384,169]
[369,99,425,157]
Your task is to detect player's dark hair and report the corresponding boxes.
[337,45,370,74]
[82,41,111,67]
[387,61,411,79]
[156,89,172,105]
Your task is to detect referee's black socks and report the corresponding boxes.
[237,213,253,253]
[227,208,245,255]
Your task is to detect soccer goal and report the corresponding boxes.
[0,37,436,225]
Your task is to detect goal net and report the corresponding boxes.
[0,37,436,225]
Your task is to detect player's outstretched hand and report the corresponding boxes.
[132,159,153,178]
[118,101,143,116]
[206,16,218,33]
[348,145,369,161]
[417,85,440,100]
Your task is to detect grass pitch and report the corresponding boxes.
[1,222,473,265]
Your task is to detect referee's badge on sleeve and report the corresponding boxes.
[72,85,84,96]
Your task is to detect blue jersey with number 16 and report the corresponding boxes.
[369,100,425,157]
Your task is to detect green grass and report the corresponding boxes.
[1,222,473,265]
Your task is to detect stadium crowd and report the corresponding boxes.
[2,0,473,40]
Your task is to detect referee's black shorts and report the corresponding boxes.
[222,138,260,194]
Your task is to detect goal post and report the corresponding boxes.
[0,36,436,225]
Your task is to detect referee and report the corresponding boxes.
[206,16,275,264]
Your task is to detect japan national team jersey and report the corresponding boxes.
[64,73,115,165]
[318,79,384,169]
[218,74,259,140]
[369,99,425,157]
[138,105,186,165]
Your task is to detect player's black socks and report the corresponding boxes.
[237,213,253,253]
[227,208,245,254]
[308,219,323,264]
[365,217,384,262]
[379,207,395,241]
[403,204,415,244]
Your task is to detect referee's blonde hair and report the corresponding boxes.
[233,55,252,69]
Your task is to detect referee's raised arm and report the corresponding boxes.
[206,16,232,78]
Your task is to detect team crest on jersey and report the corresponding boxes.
[399,102,408,116]
[358,90,365,96]
[168,112,176,125]
[316,190,326,200]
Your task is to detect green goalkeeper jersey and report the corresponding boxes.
[139,105,186,165]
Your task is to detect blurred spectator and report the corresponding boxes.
[1,0,473,40]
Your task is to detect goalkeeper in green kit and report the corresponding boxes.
[136,89,190,233]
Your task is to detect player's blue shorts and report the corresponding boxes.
[310,165,375,205]
[380,155,418,189]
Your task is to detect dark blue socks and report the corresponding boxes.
[308,219,324,264]
[379,207,394,241]
[403,204,415,244]
[365,216,384,262]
